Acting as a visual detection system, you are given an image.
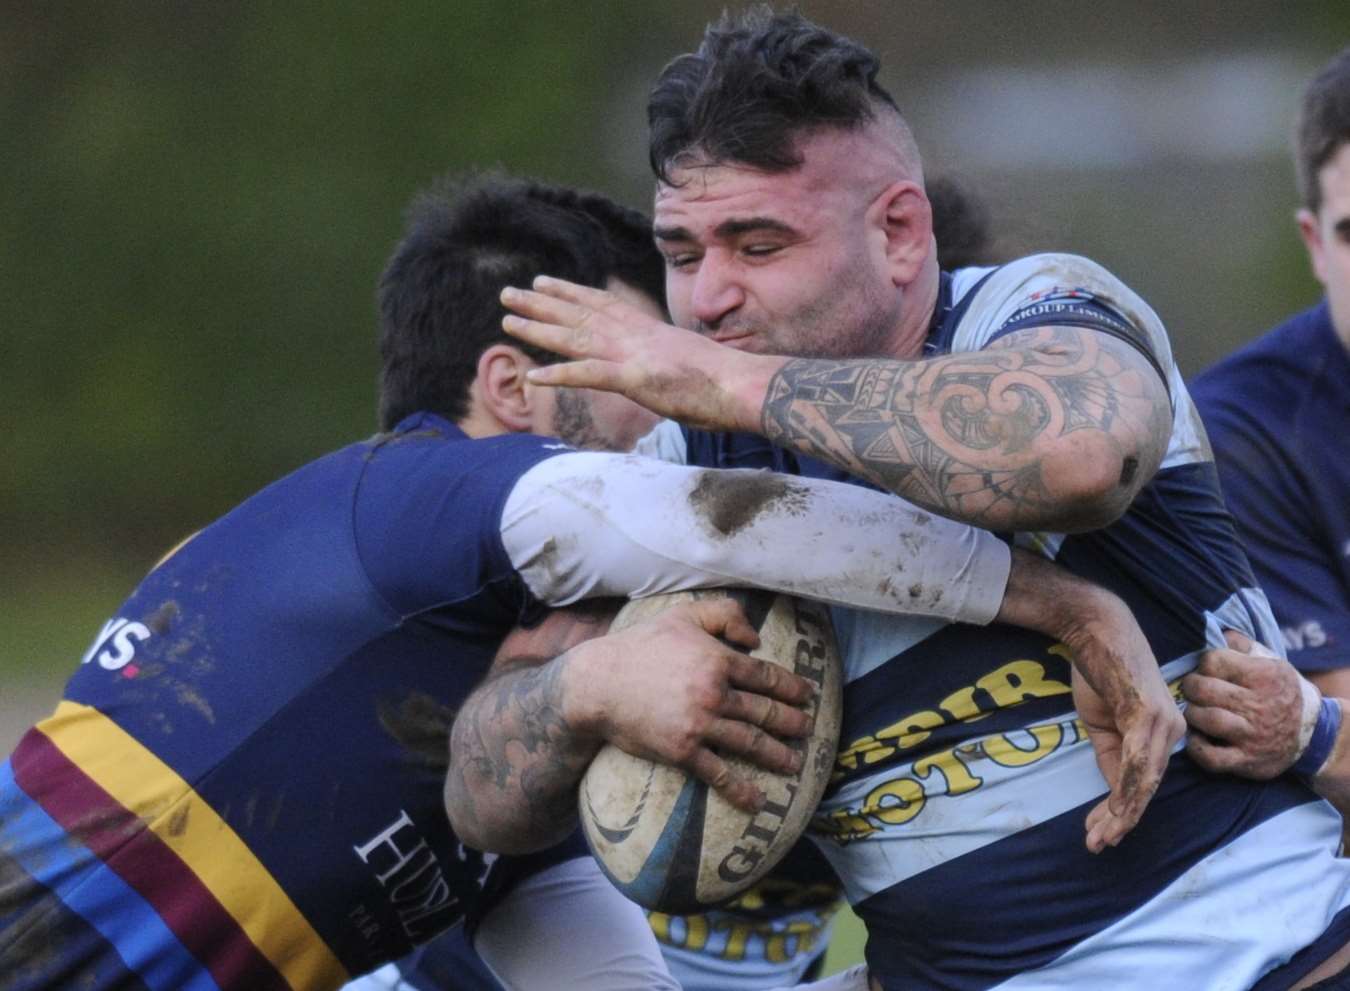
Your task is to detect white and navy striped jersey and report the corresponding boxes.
[673,254,1350,991]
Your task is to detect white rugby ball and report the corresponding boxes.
[578,588,842,914]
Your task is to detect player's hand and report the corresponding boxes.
[568,597,816,813]
[997,549,1184,852]
[500,276,780,433]
[1183,630,1309,779]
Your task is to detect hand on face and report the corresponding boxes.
[574,597,816,813]
[501,276,781,433]
[1182,630,1310,780]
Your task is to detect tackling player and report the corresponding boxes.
[0,170,1149,991]
[494,10,1350,989]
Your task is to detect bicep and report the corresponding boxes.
[983,324,1173,490]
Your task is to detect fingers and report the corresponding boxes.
[500,311,590,362]
[1223,628,1255,653]
[526,357,626,392]
[686,598,762,652]
[1103,723,1161,831]
[1180,671,1247,710]
[1185,733,1246,776]
[684,747,764,812]
[532,275,616,308]
[501,286,595,342]
[1085,796,1128,854]
[1184,702,1250,742]
[724,651,815,706]
[721,688,813,738]
[705,717,804,774]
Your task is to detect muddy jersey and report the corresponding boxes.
[0,413,584,991]
[673,256,1350,990]
[1191,301,1350,673]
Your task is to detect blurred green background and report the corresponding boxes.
[3,1,1348,973]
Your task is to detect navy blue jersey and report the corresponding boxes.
[681,256,1350,990]
[0,413,586,991]
[1191,301,1350,672]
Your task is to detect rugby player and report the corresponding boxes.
[1177,46,1350,936]
[491,10,1350,989]
[358,176,1011,991]
[0,170,1148,991]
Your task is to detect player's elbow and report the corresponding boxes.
[1040,440,1154,532]
[443,774,577,856]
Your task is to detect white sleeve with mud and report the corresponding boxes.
[500,451,1010,625]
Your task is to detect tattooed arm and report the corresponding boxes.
[446,598,814,855]
[759,327,1172,532]
[501,280,1172,532]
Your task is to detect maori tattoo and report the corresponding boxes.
[760,326,1172,532]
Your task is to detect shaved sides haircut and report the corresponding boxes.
[647,6,918,183]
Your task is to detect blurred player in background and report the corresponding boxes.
[494,9,1350,989]
[1190,47,1350,703]
[1178,47,1350,883]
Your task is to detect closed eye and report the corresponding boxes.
[743,244,783,259]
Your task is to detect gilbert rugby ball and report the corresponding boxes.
[578,588,842,914]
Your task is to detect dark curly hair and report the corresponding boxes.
[377,174,662,430]
[647,6,899,183]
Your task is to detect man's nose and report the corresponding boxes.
[689,255,745,330]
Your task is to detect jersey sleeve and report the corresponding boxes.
[353,430,573,621]
[1203,397,1350,672]
[500,451,1012,625]
[948,253,1211,472]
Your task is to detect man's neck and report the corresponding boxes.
[1334,316,1350,356]
[455,407,508,440]
[886,259,942,360]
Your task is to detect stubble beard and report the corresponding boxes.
[550,387,606,451]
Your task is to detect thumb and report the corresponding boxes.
[690,598,761,651]
[1222,628,1255,654]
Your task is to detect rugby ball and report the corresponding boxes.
[578,588,842,914]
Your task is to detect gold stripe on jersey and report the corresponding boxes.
[37,700,349,990]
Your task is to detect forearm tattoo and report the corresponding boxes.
[760,327,1171,530]
[446,603,616,848]
[447,655,597,848]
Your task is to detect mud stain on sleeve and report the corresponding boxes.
[688,469,810,537]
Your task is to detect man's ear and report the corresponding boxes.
[869,180,933,287]
[475,344,537,433]
[1297,207,1329,288]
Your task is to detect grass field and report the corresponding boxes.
[822,904,867,974]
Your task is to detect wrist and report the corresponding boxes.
[1295,692,1342,781]
[741,353,790,436]
[557,639,608,739]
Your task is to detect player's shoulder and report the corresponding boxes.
[953,252,1136,307]
[947,252,1169,361]
[1192,302,1334,402]
[361,412,576,481]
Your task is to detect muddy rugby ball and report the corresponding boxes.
[578,588,842,914]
